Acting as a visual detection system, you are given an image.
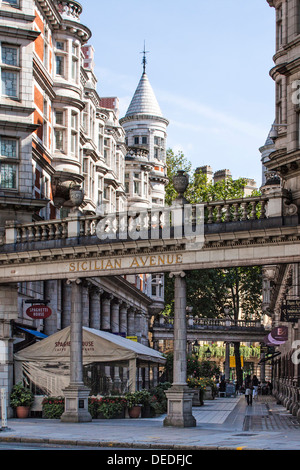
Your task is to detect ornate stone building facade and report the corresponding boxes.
[263,0,300,419]
[0,0,168,398]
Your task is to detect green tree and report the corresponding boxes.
[163,149,263,387]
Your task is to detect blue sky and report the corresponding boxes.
[79,0,276,187]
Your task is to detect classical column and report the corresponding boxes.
[61,280,71,329]
[61,279,92,423]
[111,300,121,389]
[44,280,61,335]
[119,303,128,336]
[81,282,90,327]
[89,287,102,330]
[135,309,142,342]
[164,272,196,427]
[101,293,113,390]
[111,299,120,333]
[225,342,230,381]
[101,293,113,331]
[127,307,136,337]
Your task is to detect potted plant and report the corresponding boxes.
[10,382,34,418]
[135,390,152,418]
[42,397,65,419]
[97,396,126,419]
[187,377,206,406]
[125,392,142,418]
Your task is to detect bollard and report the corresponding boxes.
[1,388,7,429]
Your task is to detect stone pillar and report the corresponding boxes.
[101,293,113,390]
[111,299,121,389]
[0,284,18,418]
[119,303,128,336]
[89,287,101,330]
[111,299,120,333]
[44,280,61,335]
[135,309,142,342]
[61,280,71,329]
[61,279,92,423]
[81,282,90,327]
[127,307,136,337]
[101,293,112,331]
[225,342,230,381]
[164,272,196,428]
[260,353,266,383]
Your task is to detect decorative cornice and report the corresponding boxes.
[0,24,40,41]
[120,114,169,127]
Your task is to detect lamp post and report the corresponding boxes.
[192,340,200,356]
[205,347,212,359]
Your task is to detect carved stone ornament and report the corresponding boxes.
[173,171,189,198]
[283,200,298,216]
[69,185,84,208]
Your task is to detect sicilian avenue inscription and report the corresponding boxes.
[68,253,184,274]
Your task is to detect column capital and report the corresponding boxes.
[66,278,82,285]
[169,271,186,279]
[102,292,114,301]
[89,285,103,296]
[120,301,130,310]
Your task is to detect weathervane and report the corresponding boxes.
[141,41,149,74]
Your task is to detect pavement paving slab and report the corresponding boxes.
[1,395,300,451]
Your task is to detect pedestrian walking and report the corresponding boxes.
[244,375,253,405]
[252,375,259,401]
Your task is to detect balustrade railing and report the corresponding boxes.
[3,195,272,246]
[204,195,268,224]
[154,316,264,330]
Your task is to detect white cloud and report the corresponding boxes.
[158,90,265,139]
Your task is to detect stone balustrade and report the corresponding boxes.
[5,220,68,245]
[155,316,264,330]
[57,1,82,22]
[204,195,268,224]
[4,192,295,246]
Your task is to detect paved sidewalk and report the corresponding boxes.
[1,395,300,450]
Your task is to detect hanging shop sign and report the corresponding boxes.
[26,305,52,320]
[263,326,288,346]
[281,300,300,322]
[126,336,138,342]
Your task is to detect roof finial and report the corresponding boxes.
[141,41,149,74]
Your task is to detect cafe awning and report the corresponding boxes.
[14,326,166,365]
[14,327,166,396]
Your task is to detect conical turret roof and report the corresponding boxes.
[125,72,163,118]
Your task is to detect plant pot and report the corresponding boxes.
[128,405,142,418]
[112,409,125,419]
[204,386,214,400]
[141,404,152,418]
[16,406,30,418]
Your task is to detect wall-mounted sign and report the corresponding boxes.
[126,336,138,342]
[26,305,52,320]
[281,300,300,322]
[263,326,288,346]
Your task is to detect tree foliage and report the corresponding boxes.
[163,149,263,386]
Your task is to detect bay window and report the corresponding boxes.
[0,137,18,189]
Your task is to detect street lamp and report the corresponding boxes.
[205,347,212,359]
[192,340,200,355]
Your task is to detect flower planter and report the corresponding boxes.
[191,389,204,406]
[141,404,152,418]
[204,386,214,400]
[128,405,142,418]
[16,406,30,418]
